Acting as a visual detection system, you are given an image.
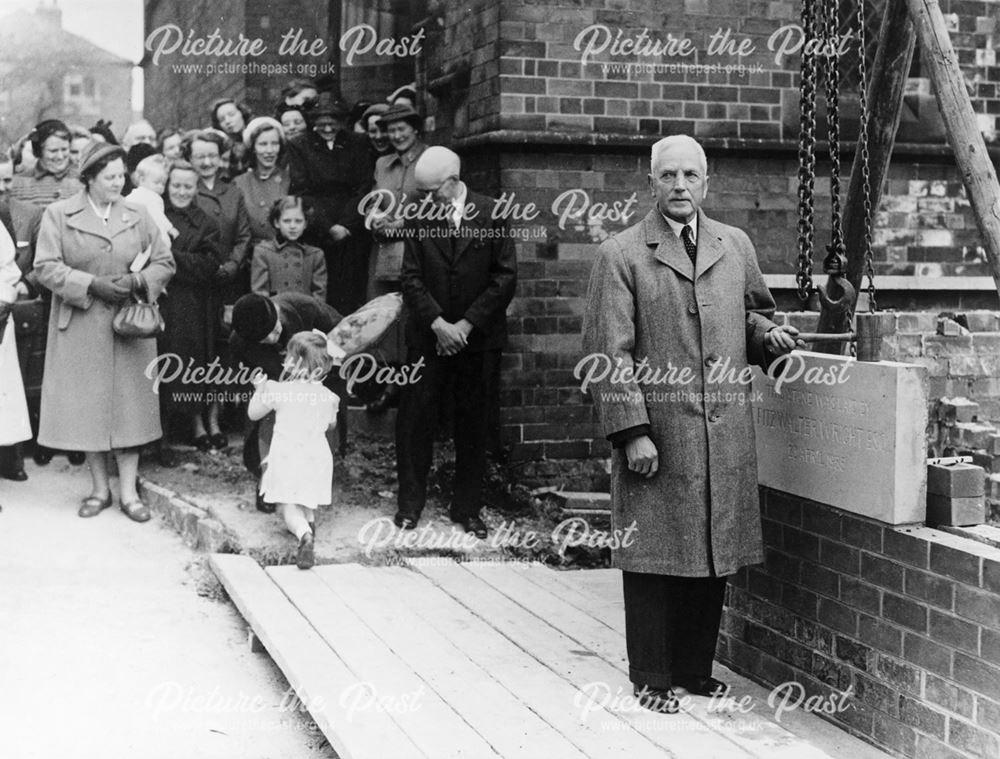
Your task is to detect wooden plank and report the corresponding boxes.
[310,563,587,759]
[208,554,425,759]
[344,563,665,759]
[506,562,624,633]
[267,566,497,759]
[409,558,756,759]
[464,562,835,759]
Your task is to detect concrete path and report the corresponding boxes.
[0,459,337,759]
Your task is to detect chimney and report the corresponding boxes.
[35,0,62,29]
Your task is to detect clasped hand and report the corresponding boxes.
[88,274,136,304]
[432,317,473,356]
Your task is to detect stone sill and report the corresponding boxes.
[452,130,984,161]
[764,275,997,291]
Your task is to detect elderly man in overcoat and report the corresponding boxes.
[582,135,801,713]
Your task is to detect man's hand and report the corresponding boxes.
[432,316,468,356]
[329,224,351,242]
[765,325,804,355]
[625,435,658,478]
[215,260,239,283]
[88,275,132,304]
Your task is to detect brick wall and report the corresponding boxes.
[487,0,1000,142]
[720,488,1000,759]
[415,0,1000,471]
[142,0,404,130]
[143,0,247,129]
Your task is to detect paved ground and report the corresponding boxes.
[0,458,337,759]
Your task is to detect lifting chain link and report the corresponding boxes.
[823,0,847,277]
[856,0,877,312]
[796,0,819,302]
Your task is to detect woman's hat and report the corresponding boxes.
[78,139,126,176]
[242,116,285,149]
[308,92,350,120]
[30,119,70,155]
[378,103,422,131]
[361,103,389,126]
[232,294,278,343]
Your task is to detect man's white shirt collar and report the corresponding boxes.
[661,212,697,243]
[451,183,467,230]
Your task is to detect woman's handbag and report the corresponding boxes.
[113,287,164,338]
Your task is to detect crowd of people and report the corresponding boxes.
[0,77,520,567]
[1,81,810,714]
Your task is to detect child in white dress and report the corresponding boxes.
[247,331,340,569]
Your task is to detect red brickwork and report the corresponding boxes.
[722,489,1000,759]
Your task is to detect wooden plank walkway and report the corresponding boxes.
[210,556,890,759]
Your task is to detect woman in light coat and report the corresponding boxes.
[0,223,32,473]
[34,141,175,522]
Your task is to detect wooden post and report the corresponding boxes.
[906,0,1000,298]
[814,0,916,354]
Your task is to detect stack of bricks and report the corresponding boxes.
[927,462,987,527]
[721,488,1000,759]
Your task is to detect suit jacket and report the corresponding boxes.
[229,292,341,380]
[401,189,517,353]
[582,208,778,577]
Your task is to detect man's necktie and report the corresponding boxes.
[681,224,697,265]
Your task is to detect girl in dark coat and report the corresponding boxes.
[158,160,225,454]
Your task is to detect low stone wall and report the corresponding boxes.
[720,487,1000,759]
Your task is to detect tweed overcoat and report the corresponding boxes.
[582,208,778,576]
[33,191,175,451]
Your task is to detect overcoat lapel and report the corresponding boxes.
[694,212,726,279]
[452,194,491,262]
[647,208,727,281]
[646,209,693,281]
[64,194,141,242]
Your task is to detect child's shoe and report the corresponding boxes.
[296,531,315,570]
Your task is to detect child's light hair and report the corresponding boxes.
[281,331,333,381]
[135,153,168,182]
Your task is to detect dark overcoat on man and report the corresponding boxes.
[582,207,779,578]
[396,190,517,519]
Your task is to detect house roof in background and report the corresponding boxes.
[0,8,132,67]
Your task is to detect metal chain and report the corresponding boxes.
[856,0,877,311]
[796,0,819,302]
[823,0,846,275]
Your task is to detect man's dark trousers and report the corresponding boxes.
[622,571,729,689]
[396,347,494,520]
